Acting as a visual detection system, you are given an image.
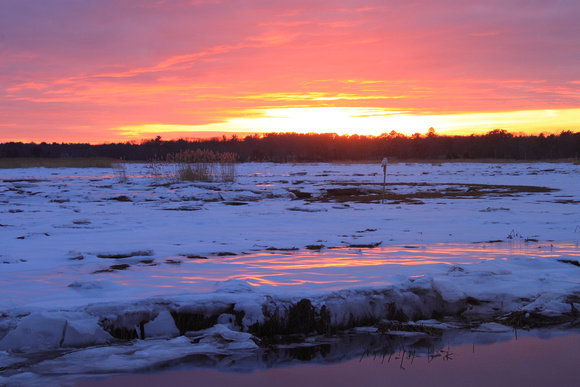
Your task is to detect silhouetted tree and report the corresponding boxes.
[1,130,579,161]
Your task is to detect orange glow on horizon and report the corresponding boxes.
[110,107,580,143]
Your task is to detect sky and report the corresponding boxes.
[1,0,579,144]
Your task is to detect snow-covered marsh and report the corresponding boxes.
[0,161,579,383]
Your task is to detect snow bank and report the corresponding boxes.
[0,312,111,351]
[2,252,578,354]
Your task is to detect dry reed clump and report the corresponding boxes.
[111,159,128,182]
[166,149,237,182]
[144,157,168,182]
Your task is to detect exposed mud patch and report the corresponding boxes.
[96,250,155,259]
[107,195,132,202]
[265,247,299,252]
[178,254,208,259]
[559,259,580,267]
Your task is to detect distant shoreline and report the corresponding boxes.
[2,131,579,163]
[0,156,578,169]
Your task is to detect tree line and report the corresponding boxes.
[1,129,578,162]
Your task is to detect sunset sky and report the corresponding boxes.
[1,0,579,144]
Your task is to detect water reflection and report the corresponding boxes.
[3,241,578,304]
[117,241,579,294]
[74,329,580,387]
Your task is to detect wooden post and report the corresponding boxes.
[381,157,388,204]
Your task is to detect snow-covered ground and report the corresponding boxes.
[1,161,579,385]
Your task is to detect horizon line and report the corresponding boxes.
[2,128,578,146]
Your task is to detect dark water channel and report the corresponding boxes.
[75,330,580,387]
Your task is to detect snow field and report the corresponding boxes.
[0,161,579,383]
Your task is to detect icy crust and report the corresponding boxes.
[0,312,111,351]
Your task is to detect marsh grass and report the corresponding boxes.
[332,158,579,165]
[308,182,557,204]
[112,159,128,183]
[500,311,571,328]
[376,321,444,336]
[145,157,168,181]
[166,149,237,182]
[0,157,116,169]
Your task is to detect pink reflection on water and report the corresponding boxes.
[3,241,578,303]
[112,241,579,293]
[75,333,580,387]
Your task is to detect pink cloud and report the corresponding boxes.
[1,0,579,142]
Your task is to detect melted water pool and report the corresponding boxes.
[75,331,580,387]
[92,240,580,294]
[4,241,579,306]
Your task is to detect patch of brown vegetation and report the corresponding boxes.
[499,311,575,329]
[305,182,557,204]
[376,321,444,336]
